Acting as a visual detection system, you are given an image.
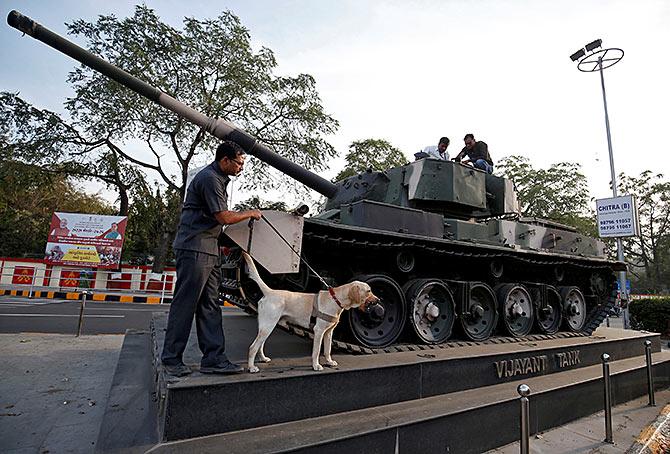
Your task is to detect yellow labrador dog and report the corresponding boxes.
[242,252,379,372]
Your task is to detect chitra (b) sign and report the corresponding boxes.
[44,212,128,269]
[596,195,640,238]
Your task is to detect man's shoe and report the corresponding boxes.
[200,360,244,374]
[163,363,192,377]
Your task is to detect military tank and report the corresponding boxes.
[227,158,620,350]
[8,11,622,351]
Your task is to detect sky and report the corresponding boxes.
[1,0,669,208]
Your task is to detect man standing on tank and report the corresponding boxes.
[161,141,262,376]
[453,133,494,174]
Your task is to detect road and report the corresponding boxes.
[0,296,171,334]
[0,297,235,335]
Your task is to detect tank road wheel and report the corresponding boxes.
[560,286,587,332]
[496,284,534,337]
[535,286,562,335]
[459,283,498,342]
[404,279,456,344]
[347,275,407,348]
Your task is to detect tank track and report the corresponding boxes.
[221,231,618,355]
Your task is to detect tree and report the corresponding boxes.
[0,92,142,216]
[0,159,114,257]
[334,139,408,181]
[3,6,338,270]
[496,156,596,235]
[234,195,288,212]
[122,179,182,265]
[66,5,338,194]
[618,171,670,293]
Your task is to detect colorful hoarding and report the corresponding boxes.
[44,212,128,269]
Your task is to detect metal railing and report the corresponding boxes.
[0,266,174,303]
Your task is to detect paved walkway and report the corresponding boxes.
[0,333,123,453]
[488,390,670,453]
[1,328,668,454]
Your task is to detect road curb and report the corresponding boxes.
[626,402,670,453]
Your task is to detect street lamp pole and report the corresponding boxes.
[572,41,629,326]
[597,56,628,310]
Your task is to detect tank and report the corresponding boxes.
[8,11,623,350]
[235,159,620,348]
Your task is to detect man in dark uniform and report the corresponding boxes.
[161,141,262,376]
[453,133,494,174]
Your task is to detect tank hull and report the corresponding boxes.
[226,218,618,350]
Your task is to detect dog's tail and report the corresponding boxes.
[241,252,272,296]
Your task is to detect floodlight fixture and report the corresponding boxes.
[585,39,602,52]
[570,48,586,62]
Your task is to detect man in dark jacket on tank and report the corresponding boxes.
[161,141,262,376]
[453,133,494,174]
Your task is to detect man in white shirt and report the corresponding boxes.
[418,137,450,161]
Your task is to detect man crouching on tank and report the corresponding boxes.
[161,141,262,377]
[453,133,494,174]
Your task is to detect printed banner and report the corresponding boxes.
[44,212,128,269]
[12,266,35,285]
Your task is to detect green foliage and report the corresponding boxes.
[0,159,114,257]
[234,195,288,212]
[65,5,338,195]
[335,139,407,181]
[629,298,670,336]
[497,156,596,235]
[618,171,670,293]
[0,91,143,215]
[123,180,181,265]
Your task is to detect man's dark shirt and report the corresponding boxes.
[455,141,493,165]
[173,162,229,256]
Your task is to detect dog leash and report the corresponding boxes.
[248,215,344,309]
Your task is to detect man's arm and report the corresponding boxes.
[214,209,262,226]
[452,149,467,162]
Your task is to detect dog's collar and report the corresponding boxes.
[328,287,344,309]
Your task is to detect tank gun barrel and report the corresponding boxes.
[7,10,338,198]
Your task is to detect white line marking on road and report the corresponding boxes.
[0,299,68,306]
[0,314,125,318]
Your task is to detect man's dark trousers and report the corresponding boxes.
[161,249,227,367]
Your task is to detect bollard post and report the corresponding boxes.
[76,290,89,337]
[160,274,166,304]
[28,271,35,299]
[644,340,656,406]
[606,314,610,327]
[602,353,613,443]
[517,384,531,454]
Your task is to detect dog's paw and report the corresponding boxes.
[312,364,324,371]
[325,359,338,367]
[259,356,272,363]
[248,365,260,373]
